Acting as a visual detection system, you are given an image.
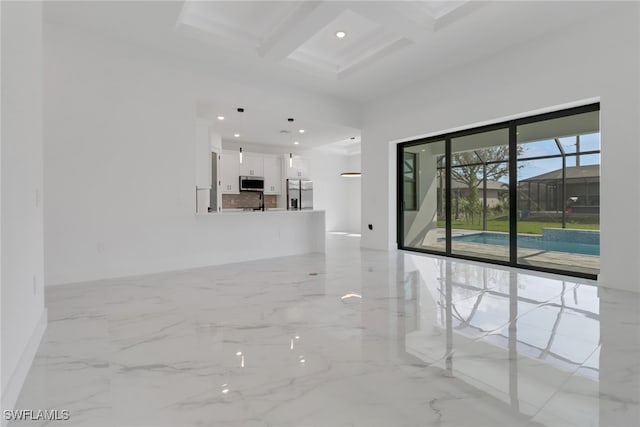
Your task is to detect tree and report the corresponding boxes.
[451,147,510,190]
[451,146,515,225]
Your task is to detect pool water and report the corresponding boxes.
[452,232,600,256]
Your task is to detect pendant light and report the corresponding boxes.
[287,117,295,168]
[237,107,245,164]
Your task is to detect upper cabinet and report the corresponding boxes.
[220,150,240,194]
[263,156,282,195]
[286,155,309,179]
[218,150,309,196]
[239,153,264,177]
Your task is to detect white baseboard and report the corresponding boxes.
[1,308,48,426]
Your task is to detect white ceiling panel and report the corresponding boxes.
[178,0,301,48]
[419,0,470,19]
[197,103,360,149]
[287,8,407,75]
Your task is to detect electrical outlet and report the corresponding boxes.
[33,275,37,295]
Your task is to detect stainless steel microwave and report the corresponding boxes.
[239,176,264,191]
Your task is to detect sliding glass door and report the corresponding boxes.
[516,110,600,276]
[397,104,600,279]
[400,140,446,252]
[450,128,510,262]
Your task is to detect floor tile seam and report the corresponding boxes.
[526,343,602,421]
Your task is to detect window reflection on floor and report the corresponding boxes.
[402,254,601,424]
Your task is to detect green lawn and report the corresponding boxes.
[437,219,599,234]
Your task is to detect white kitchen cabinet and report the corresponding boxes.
[239,153,264,177]
[220,150,240,194]
[263,156,282,195]
[286,155,309,179]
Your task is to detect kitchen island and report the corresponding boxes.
[195,209,325,264]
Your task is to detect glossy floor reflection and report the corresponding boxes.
[12,235,639,426]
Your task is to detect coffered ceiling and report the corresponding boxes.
[177,1,474,79]
[43,1,617,149]
[44,1,616,104]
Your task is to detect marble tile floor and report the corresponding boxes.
[11,235,640,426]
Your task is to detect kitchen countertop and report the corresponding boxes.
[196,209,323,216]
[221,208,285,212]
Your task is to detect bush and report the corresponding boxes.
[520,213,599,225]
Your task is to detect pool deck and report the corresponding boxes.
[416,228,600,276]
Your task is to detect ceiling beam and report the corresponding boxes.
[338,38,412,80]
[434,1,490,32]
[347,1,436,42]
[257,1,344,61]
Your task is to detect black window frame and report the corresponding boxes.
[397,103,600,280]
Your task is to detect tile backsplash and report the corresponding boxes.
[222,193,277,209]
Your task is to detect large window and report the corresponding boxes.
[397,104,600,278]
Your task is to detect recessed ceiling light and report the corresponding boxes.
[217,116,224,120]
[294,141,300,145]
[234,133,240,138]
[335,31,346,39]
[298,129,305,133]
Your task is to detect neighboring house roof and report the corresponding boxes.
[520,164,600,183]
[451,179,506,190]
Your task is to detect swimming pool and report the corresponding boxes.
[451,232,600,256]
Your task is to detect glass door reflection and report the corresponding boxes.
[401,140,446,252]
[450,128,510,262]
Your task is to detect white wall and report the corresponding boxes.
[361,3,640,292]
[43,23,358,286]
[1,0,46,412]
[345,154,361,233]
[311,150,361,234]
[309,150,350,232]
[1,0,3,408]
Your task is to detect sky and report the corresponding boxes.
[418,133,601,184]
[512,132,600,183]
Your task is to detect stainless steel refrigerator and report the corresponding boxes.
[287,179,313,210]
